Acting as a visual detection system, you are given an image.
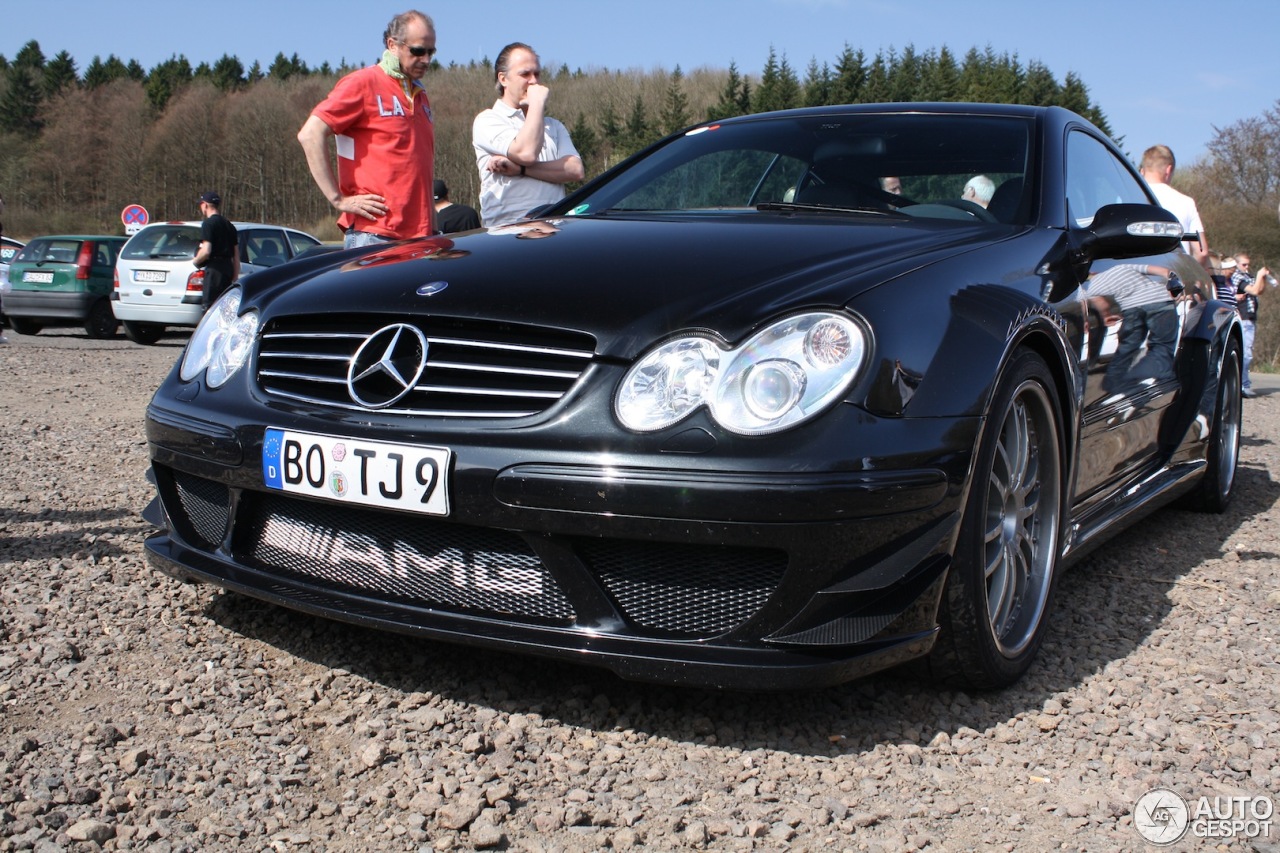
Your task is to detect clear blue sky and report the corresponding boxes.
[6,0,1278,164]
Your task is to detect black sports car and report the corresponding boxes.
[142,103,1242,690]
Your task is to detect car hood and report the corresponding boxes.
[250,216,1006,358]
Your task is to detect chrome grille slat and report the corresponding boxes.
[414,384,562,399]
[259,370,348,385]
[426,336,594,359]
[257,315,596,418]
[262,331,367,341]
[426,360,581,380]
[262,387,539,418]
[259,351,352,362]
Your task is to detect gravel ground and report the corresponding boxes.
[2,328,1279,852]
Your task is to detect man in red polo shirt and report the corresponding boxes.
[298,10,437,247]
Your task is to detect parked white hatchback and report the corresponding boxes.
[113,221,322,344]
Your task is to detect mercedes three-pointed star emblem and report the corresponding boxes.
[347,323,429,408]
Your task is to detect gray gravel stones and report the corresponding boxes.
[2,332,1278,851]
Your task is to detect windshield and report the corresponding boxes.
[560,112,1035,225]
[122,226,201,260]
[14,238,84,264]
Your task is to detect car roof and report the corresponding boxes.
[722,101,1052,120]
[23,234,127,241]
[140,221,314,233]
[711,101,1099,139]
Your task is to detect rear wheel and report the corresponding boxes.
[1184,338,1242,513]
[122,320,164,345]
[929,350,1063,689]
[10,317,42,335]
[84,300,119,339]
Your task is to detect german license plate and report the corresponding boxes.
[262,428,450,515]
[134,269,167,283]
[23,271,53,283]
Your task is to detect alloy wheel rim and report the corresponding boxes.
[982,380,1060,657]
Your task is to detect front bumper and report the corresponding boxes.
[143,398,976,689]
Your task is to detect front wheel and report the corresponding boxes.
[928,350,1063,689]
[1184,338,1242,513]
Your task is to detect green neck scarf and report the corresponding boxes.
[379,49,418,100]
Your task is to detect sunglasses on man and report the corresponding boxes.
[398,40,436,59]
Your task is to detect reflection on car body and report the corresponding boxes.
[139,103,1243,690]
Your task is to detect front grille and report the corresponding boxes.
[160,469,787,641]
[241,494,576,623]
[257,314,596,418]
[173,472,231,550]
[579,539,786,636]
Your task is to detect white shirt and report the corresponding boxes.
[1148,182,1204,237]
[472,100,579,227]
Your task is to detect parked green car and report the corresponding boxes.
[5,235,128,338]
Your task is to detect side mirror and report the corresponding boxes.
[1076,203,1183,261]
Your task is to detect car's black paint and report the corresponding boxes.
[141,103,1242,689]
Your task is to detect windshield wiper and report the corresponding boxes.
[756,201,904,217]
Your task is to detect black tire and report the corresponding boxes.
[123,320,164,346]
[84,300,119,339]
[10,317,42,335]
[1185,338,1242,513]
[928,350,1063,689]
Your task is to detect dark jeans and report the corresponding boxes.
[202,260,235,310]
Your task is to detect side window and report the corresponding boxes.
[1065,131,1150,227]
[244,230,287,267]
[242,230,263,265]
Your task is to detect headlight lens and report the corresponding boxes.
[615,337,720,431]
[741,360,806,420]
[180,288,259,387]
[616,312,867,435]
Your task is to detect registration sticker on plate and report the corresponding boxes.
[262,428,451,515]
[23,271,54,283]
[134,269,167,283]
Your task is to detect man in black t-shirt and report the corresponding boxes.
[193,191,240,309]
[433,180,481,234]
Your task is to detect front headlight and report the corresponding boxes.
[180,288,259,387]
[615,337,721,432]
[616,312,867,435]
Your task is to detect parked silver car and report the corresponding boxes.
[113,222,321,344]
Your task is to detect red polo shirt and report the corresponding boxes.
[312,64,435,240]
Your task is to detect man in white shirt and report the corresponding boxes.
[962,175,995,208]
[472,42,584,228]
[1139,144,1208,268]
